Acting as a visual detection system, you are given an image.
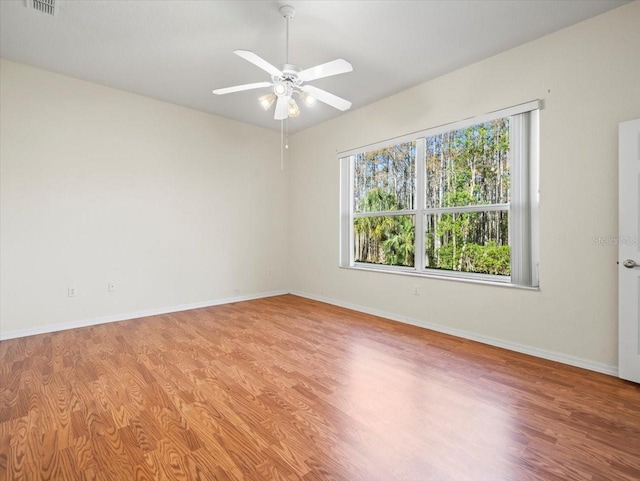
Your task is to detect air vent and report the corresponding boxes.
[24,0,59,17]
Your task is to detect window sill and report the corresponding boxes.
[341,264,540,291]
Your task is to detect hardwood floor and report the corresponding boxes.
[1,294,639,481]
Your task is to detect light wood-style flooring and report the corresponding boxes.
[1,294,639,480]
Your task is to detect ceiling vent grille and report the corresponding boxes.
[24,0,58,17]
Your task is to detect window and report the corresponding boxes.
[339,101,539,287]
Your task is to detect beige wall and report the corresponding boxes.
[0,59,289,337]
[288,1,640,371]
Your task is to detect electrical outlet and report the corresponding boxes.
[68,286,77,297]
[108,282,116,292]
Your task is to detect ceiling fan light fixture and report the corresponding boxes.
[288,98,300,117]
[274,83,288,97]
[259,93,276,110]
[301,91,316,107]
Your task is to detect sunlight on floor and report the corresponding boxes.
[344,342,519,480]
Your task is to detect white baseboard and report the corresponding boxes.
[0,290,289,341]
[2,289,619,378]
[290,290,618,378]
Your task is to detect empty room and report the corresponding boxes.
[1,0,640,480]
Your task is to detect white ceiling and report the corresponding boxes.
[0,0,629,133]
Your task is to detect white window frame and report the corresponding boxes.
[339,100,540,288]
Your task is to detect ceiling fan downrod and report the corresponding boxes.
[280,5,295,65]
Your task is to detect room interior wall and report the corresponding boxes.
[288,1,640,373]
[0,59,289,339]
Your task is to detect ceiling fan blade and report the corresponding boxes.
[298,59,353,82]
[212,81,273,95]
[274,95,290,120]
[301,85,352,111]
[234,50,283,77]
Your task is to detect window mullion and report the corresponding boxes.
[423,203,510,215]
[353,209,416,218]
[414,138,426,272]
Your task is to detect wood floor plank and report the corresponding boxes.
[1,294,639,480]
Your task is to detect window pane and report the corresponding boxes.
[425,211,510,275]
[426,118,510,209]
[354,215,415,267]
[353,142,416,213]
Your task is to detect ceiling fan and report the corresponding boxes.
[212,5,353,121]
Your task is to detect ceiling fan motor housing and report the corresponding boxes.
[281,64,301,78]
[273,64,301,97]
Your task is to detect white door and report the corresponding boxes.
[619,118,640,383]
